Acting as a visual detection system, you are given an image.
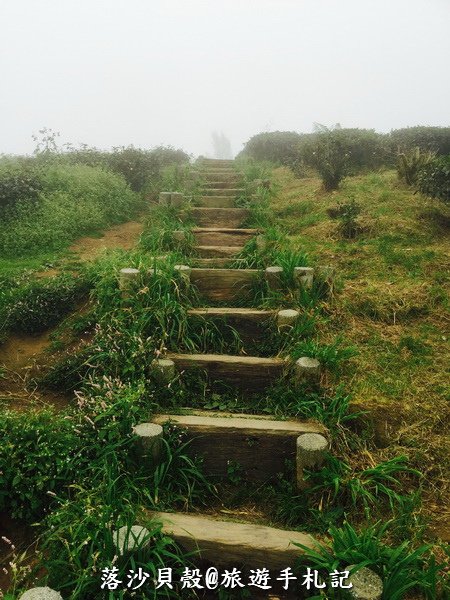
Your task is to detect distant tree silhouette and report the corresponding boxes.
[211,131,232,159]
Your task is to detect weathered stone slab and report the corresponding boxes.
[189,268,259,301]
[167,353,285,389]
[186,207,249,228]
[151,512,316,569]
[198,196,236,208]
[195,245,244,258]
[202,188,245,197]
[152,413,326,481]
[193,227,257,247]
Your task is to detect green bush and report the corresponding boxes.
[0,164,141,256]
[302,128,390,172]
[105,145,190,192]
[390,126,450,155]
[327,199,362,238]
[238,131,307,174]
[0,158,43,212]
[416,155,450,203]
[0,382,143,520]
[306,126,352,190]
[0,274,89,334]
[396,147,436,185]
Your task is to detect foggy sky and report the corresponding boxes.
[1,0,449,158]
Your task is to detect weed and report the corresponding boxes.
[294,520,446,599]
[327,199,362,239]
[145,425,216,510]
[306,455,420,517]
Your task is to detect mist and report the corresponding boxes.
[0,0,449,157]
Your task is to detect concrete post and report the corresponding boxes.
[319,265,335,295]
[170,192,184,207]
[159,192,172,206]
[346,566,383,600]
[132,423,164,463]
[113,525,152,556]
[150,358,176,383]
[294,266,314,289]
[119,268,139,297]
[276,309,299,328]
[296,433,328,489]
[256,234,267,251]
[265,266,283,291]
[173,230,186,243]
[174,264,191,284]
[19,589,63,600]
[294,356,321,383]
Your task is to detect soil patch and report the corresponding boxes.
[69,219,144,261]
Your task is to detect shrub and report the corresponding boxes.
[0,164,141,256]
[416,155,450,203]
[0,159,43,212]
[307,126,352,190]
[390,126,450,155]
[0,382,144,520]
[397,147,436,185]
[105,145,190,192]
[0,274,89,334]
[238,131,307,174]
[327,199,362,238]
[303,128,390,172]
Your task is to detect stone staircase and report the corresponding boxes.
[134,159,328,581]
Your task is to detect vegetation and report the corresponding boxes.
[240,125,450,192]
[0,144,448,598]
[396,146,436,186]
[416,155,450,203]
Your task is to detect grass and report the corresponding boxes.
[270,165,450,538]
[1,158,449,598]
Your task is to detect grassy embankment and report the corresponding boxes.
[271,166,449,535]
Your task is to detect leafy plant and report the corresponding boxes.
[306,455,420,516]
[416,155,450,203]
[397,146,436,185]
[306,125,352,191]
[0,159,43,212]
[327,199,362,238]
[146,424,216,510]
[295,521,446,599]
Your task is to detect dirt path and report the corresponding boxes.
[1,218,145,411]
[69,218,144,261]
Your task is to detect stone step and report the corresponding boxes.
[193,227,257,247]
[187,207,249,228]
[152,412,326,482]
[200,158,235,167]
[191,257,246,267]
[167,353,285,389]
[201,188,245,197]
[195,245,244,258]
[202,181,241,189]
[187,306,272,343]
[201,171,240,181]
[150,511,316,570]
[189,267,259,301]
[198,196,237,208]
[188,307,274,321]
